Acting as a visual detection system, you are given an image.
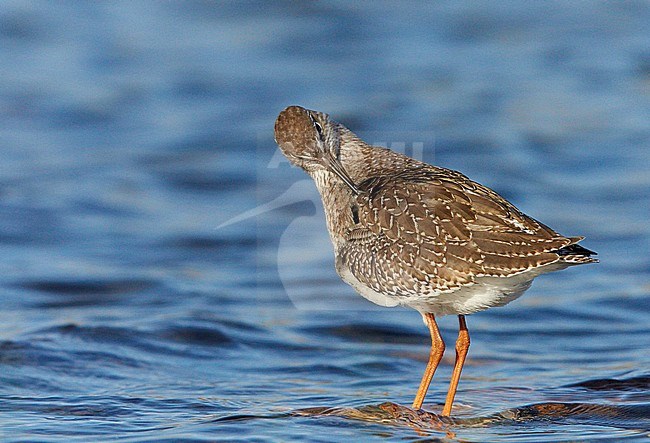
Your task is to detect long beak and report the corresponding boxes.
[323,153,360,195]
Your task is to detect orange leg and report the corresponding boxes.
[412,313,445,410]
[441,315,470,416]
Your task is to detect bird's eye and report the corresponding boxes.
[314,121,324,139]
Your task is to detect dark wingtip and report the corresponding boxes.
[555,243,597,257]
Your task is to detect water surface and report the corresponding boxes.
[1,1,649,441]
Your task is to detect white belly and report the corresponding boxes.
[337,260,569,316]
[403,275,534,316]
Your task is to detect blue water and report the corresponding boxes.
[1,1,649,441]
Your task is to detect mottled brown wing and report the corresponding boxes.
[342,167,577,295]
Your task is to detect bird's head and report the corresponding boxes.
[274,105,359,194]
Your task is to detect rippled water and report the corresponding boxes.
[1,1,649,441]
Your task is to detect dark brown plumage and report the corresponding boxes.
[274,105,597,416]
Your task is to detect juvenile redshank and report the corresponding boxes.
[274,105,597,416]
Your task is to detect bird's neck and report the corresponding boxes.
[337,128,424,183]
[310,169,356,249]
